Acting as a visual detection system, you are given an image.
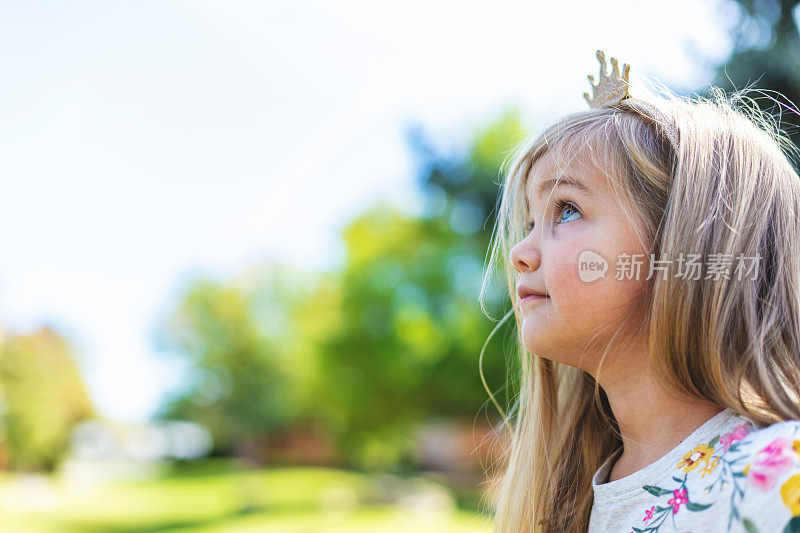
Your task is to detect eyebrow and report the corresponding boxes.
[534,176,594,198]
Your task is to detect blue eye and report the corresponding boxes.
[558,201,582,224]
[525,199,582,232]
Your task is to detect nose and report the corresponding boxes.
[510,234,542,273]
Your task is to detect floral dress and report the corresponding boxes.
[588,407,800,533]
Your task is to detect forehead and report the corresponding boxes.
[525,148,604,201]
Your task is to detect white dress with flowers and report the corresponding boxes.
[588,407,800,533]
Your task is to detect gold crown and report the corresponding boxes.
[583,49,680,149]
[583,50,631,108]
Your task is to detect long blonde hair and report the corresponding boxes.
[479,84,800,531]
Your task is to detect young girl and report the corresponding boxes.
[481,50,800,532]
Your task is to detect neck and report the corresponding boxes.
[592,345,724,478]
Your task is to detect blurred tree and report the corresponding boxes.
[407,106,527,244]
[153,263,327,456]
[697,0,800,150]
[154,108,529,470]
[0,326,94,472]
[311,109,528,470]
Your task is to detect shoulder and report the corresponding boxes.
[728,417,800,531]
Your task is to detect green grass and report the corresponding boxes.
[0,459,494,532]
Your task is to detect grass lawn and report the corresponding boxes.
[0,459,494,532]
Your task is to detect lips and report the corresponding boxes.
[520,293,548,302]
[516,285,549,300]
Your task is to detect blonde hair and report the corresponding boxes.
[479,83,800,531]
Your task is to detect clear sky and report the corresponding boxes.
[0,0,736,421]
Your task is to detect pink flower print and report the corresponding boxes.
[643,505,655,524]
[667,487,689,514]
[720,423,751,452]
[748,437,796,491]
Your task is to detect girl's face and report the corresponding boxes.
[509,149,650,373]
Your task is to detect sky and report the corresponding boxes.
[0,0,737,422]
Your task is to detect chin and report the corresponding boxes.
[520,329,558,356]
[520,326,582,362]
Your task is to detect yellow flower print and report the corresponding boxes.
[743,463,751,475]
[793,439,800,460]
[677,443,716,474]
[699,455,720,478]
[780,472,800,516]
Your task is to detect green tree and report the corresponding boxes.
[693,1,800,151]
[154,108,529,470]
[153,263,323,455]
[0,326,94,471]
[311,109,528,470]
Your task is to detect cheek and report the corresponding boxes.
[543,246,582,301]
[547,260,646,335]
[544,232,647,321]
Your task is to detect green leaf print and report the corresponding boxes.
[642,485,673,496]
[742,517,760,533]
[784,516,800,533]
[684,501,712,511]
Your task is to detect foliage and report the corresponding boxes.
[155,109,529,469]
[696,0,800,160]
[310,109,528,469]
[0,326,94,472]
[312,204,513,470]
[153,264,323,454]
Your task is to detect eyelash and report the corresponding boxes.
[525,198,581,232]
